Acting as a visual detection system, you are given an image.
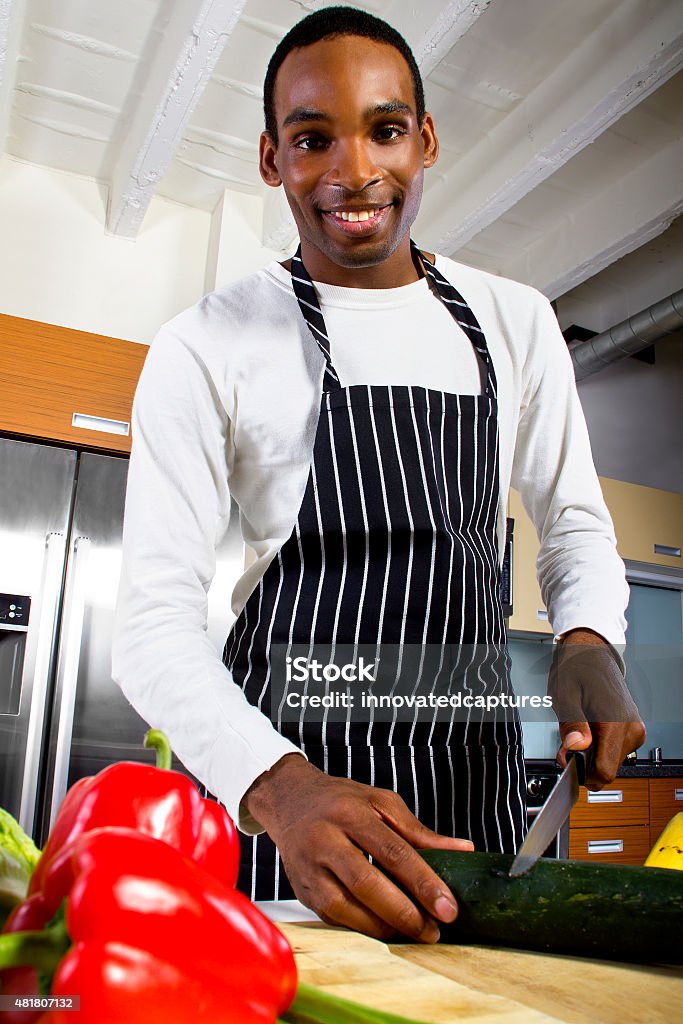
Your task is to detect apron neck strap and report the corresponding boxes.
[290,242,497,398]
[409,240,498,398]
[290,249,342,393]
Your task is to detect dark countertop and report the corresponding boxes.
[617,760,683,778]
[524,757,683,779]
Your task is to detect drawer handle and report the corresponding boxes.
[654,544,680,557]
[676,789,683,801]
[72,413,130,437]
[587,840,624,854]
[587,790,622,803]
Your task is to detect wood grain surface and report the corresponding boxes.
[569,779,649,828]
[650,779,683,840]
[568,823,651,865]
[0,313,148,453]
[279,922,683,1024]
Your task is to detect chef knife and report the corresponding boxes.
[508,750,588,878]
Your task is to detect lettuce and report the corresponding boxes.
[0,808,41,925]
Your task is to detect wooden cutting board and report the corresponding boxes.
[279,922,683,1024]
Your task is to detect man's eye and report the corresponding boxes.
[375,125,405,141]
[294,135,328,150]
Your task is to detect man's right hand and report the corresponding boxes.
[243,753,474,943]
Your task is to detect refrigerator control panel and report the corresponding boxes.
[0,593,30,629]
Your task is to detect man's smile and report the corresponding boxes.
[321,203,393,235]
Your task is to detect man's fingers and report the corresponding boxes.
[373,790,474,853]
[311,867,407,942]
[557,721,647,786]
[588,720,646,786]
[263,773,476,942]
[627,719,647,752]
[549,638,646,787]
[350,810,470,929]
[330,843,442,942]
[331,790,474,937]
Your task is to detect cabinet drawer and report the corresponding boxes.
[0,313,148,454]
[600,477,683,568]
[568,825,650,865]
[569,779,649,828]
[649,777,683,841]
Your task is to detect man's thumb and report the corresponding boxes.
[562,725,590,749]
[557,722,591,767]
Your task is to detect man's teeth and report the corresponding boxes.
[331,208,383,222]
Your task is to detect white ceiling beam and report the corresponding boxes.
[259,0,490,252]
[504,137,683,301]
[107,0,248,238]
[416,0,683,256]
[415,0,493,77]
[0,0,27,153]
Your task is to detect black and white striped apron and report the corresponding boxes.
[225,242,527,901]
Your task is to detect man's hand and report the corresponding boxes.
[550,628,646,787]
[243,753,473,942]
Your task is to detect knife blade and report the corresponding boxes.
[509,750,588,878]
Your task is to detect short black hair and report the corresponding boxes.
[263,5,425,145]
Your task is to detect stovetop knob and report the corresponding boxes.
[527,777,543,798]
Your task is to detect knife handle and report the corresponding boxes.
[567,749,590,786]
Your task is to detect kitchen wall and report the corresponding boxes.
[577,332,683,494]
[557,220,683,495]
[0,157,284,344]
[205,188,283,294]
[0,156,210,344]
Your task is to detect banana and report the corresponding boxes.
[645,812,683,870]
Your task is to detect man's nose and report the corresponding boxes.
[327,137,381,192]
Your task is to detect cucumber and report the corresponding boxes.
[418,850,683,964]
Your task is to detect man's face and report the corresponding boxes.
[260,35,438,279]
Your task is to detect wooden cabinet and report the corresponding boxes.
[507,488,553,634]
[570,778,649,828]
[568,825,651,865]
[649,777,683,846]
[0,313,148,455]
[507,478,683,635]
[600,477,683,569]
[569,776,682,865]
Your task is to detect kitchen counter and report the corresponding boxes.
[280,922,682,1024]
[617,760,683,777]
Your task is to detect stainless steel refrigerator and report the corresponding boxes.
[0,436,243,846]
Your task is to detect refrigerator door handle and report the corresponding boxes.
[19,532,68,834]
[48,535,91,829]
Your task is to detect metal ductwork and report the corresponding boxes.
[569,288,683,381]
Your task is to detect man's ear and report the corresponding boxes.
[421,112,439,169]
[260,131,282,187]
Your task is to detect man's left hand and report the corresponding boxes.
[549,628,646,788]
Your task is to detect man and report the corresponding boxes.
[113,6,644,943]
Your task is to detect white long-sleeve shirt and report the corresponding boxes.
[111,254,629,831]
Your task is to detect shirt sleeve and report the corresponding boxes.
[111,327,306,833]
[510,295,629,650]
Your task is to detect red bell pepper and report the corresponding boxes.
[28,730,239,896]
[0,891,55,1015]
[0,828,297,1024]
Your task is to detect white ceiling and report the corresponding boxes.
[1,0,682,324]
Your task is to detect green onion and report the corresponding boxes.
[280,982,433,1023]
